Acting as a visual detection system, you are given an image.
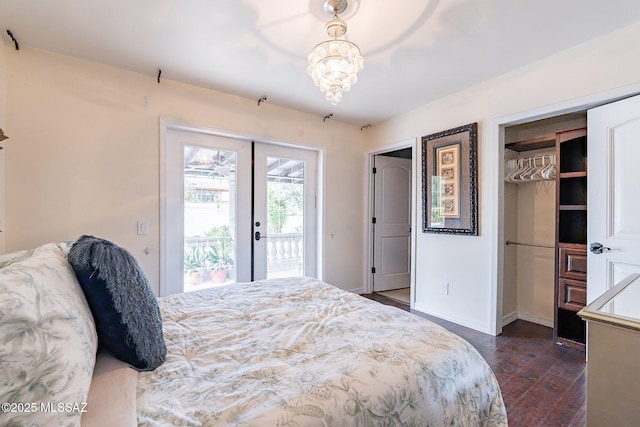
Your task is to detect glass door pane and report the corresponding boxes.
[162,125,316,295]
[183,146,237,291]
[253,143,316,281]
[265,156,305,279]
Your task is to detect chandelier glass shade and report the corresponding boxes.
[307,2,363,105]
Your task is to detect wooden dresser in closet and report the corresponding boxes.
[554,127,587,349]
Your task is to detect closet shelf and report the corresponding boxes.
[559,171,587,178]
[559,205,587,211]
[505,134,556,152]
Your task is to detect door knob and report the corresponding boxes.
[589,242,611,254]
[254,231,268,241]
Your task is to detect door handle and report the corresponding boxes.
[589,242,611,254]
[254,231,268,241]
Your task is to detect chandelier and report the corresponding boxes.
[307,0,364,105]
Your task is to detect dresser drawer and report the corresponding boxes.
[559,247,587,281]
[558,278,587,312]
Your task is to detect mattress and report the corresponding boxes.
[137,277,507,426]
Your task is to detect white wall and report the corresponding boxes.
[6,20,640,335]
[502,180,518,321]
[514,180,555,325]
[4,47,367,294]
[368,21,640,334]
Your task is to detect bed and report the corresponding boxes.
[0,240,506,426]
[136,277,507,426]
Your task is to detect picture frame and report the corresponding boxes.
[421,122,478,235]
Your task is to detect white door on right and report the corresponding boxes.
[587,94,640,303]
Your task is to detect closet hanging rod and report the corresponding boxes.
[505,240,554,249]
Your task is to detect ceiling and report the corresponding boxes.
[2,0,640,126]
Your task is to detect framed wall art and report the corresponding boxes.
[421,122,478,235]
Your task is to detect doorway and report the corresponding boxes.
[369,146,414,305]
[160,122,318,296]
[492,84,640,336]
[502,113,586,331]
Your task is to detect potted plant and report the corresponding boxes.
[184,246,205,284]
[205,241,233,283]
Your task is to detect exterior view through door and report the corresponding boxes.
[161,125,317,296]
[372,152,412,294]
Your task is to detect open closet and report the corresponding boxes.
[503,113,588,349]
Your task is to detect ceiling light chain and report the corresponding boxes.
[307,0,363,105]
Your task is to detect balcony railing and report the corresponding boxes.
[265,233,304,275]
[185,233,303,277]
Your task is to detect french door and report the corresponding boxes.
[161,125,317,296]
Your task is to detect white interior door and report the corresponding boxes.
[372,155,412,292]
[587,94,640,302]
[161,125,318,296]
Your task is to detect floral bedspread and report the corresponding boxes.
[137,277,507,426]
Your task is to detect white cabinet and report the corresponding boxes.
[578,273,640,426]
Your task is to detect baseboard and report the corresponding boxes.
[349,287,364,294]
[502,311,519,326]
[518,312,554,328]
[413,303,494,335]
[503,311,553,328]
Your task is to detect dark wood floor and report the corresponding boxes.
[363,293,587,427]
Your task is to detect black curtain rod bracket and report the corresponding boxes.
[6,30,19,51]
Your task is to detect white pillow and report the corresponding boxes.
[0,243,98,426]
[0,248,31,267]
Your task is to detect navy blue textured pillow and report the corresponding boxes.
[67,235,166,371]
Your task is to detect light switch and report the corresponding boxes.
[137,220,148,235]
